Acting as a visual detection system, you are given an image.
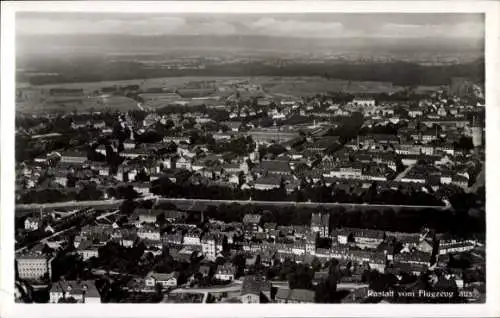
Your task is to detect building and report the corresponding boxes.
[60,151,87,164]
[16,253,54,281]
[334,227,385,249]
[137,226,161,241]
[183,229,203,246]
[255,160,291,176]
[215,263,237,281]
[162,232,183,246]
[49,280,101,303]
[471,126,483,147]
[254,176,282,191]
[135,209,165,224]
[240,276,272,303]
[24,217,41,231]
[144,271,179,289]
[353,97,376,107]
[76,240,99,261]
[352,229,386,249]
[243,214,263,234]
[275,288,315,303]
[201,234,223,261]
[310,213,330,238]
[438,239,476,255]
[305,232,317,254]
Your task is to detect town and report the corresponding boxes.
[14,76,486,304]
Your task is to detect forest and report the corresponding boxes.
[22,59,484,88]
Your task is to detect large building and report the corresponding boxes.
[16,253,54,281]
[352,97,376,107]
[201,234,223,261]
[310,213,330,238]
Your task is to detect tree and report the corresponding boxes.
[315,258,341,303]
[288,263,313,290]
[222,235,229,254]
[232,254,246,278]
[58,296,78,303]
[311,257,322,273]
[155,283,164,296]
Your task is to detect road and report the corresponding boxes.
[96,209,121,220]
[16,195,450,215]
[16,199,125,213]
[394,164,415,182]
[16,225,78,253]
[157,197,450,210]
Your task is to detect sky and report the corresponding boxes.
[16,12,484,39]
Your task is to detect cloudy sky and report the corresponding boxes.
[16,12,484,39]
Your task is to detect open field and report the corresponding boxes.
[265,78,404,95]
[16,76,406,113]
[16,94,139,114]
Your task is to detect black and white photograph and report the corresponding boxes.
[1,1,499,317]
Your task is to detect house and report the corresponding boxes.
[162,232,183,246]
[415,240,434,254]
[137,226,161,241]
[116,231,134,246]
[76,239,99,261]
[386,262,428,276]
[275,288,315,303]
[24,217,42,231]
[333,227,385,249]
[144,271,179,289]
[135,209,165,224]
[240,276,272,303]
[221,121,242,132]
[49,280,101,303]
[214,263,237,281]
[176,156,192,170]
[71,120,91,130]
[183,228,203,246]
[198,265,212,279]
[263,222,277,233]
[222,162,241,175]
[393,251,431,266]
[408,110,424,118]
[123,139,136,150]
